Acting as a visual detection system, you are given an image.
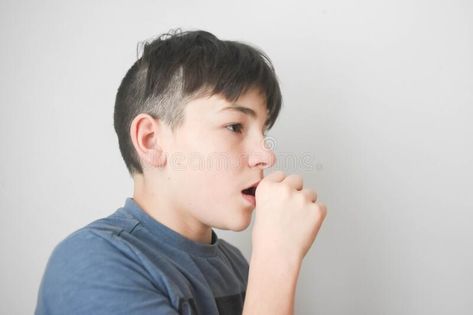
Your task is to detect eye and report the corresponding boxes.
[226,123,244,134]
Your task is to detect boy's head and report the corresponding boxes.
[113,29,282,232]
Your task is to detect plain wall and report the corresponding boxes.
[1,0,472,314]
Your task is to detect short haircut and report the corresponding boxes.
[113,29,282,176]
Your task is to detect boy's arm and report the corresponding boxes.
[242,171,327,315]
[242,252,301,315]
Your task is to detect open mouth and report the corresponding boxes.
[241,186,256,196]
[241,179,260,197]
[241,180,261,207]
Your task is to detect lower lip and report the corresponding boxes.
[242,193,256,207]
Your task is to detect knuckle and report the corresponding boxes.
[289,174,303,183]
[264,170,285,183]
[301,188,314,201]
[301,188,317,202]
[318,203,328,217]
[295,192,306,205]
[280,183,292,196]
[274,170,286,178]
[312,202,327,219]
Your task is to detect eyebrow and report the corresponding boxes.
[218,105,257,119]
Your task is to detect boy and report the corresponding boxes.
[35,29,327,315]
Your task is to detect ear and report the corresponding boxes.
[129,113,167,168]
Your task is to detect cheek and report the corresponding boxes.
[181,179,236,221]
[176,168,233,199]
[195,175,236,205]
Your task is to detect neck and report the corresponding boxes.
[132,173,213,244]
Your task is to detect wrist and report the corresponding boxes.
[249,250,302,276]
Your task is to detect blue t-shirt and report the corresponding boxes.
[35,198,249,315]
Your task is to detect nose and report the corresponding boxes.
[248,136,277,169]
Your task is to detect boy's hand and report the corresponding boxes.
[251,170,328,264]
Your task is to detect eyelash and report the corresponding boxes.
[225,123,269,138]
[226,123,244,134]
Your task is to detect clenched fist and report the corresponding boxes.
[251,170,328,264]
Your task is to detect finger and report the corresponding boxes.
[263,170,286,183]
[315,201,328,220]
[300,188,317,203]
[282,174,303,191]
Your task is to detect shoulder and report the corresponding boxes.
[39,217,146,294]
[49,211,141,262]
[35,215,177,315]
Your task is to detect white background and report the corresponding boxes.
[1,0,472,314]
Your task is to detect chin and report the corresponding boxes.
[226,213,253,232]
[231,224,251,232]
[213,214,252,232]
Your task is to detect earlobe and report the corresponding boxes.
[145,148,167,168]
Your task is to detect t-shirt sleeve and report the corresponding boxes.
[34,230,181,315]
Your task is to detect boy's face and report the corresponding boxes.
[150,88,276,232]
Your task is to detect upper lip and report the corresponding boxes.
[243,179,262,191]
